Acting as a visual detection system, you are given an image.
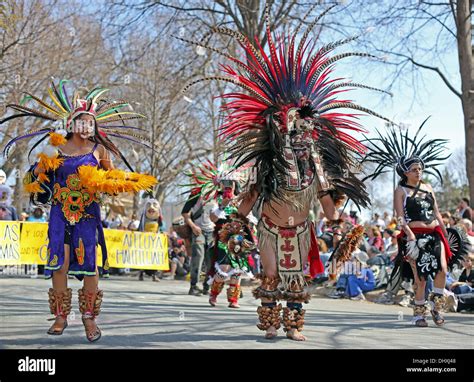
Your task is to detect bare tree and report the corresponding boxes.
[447,146,468,186]
[0,0,119,212]
[100,0,350,203]
[347,0,473,203]
[105,0,313,46]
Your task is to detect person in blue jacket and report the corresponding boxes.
[346,252,376,300]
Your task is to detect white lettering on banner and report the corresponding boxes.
[4,223,20,241]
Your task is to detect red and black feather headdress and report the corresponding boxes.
[177,2,393,209]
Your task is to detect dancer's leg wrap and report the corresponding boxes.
[282,302,305,333]
[48,288,72,319]
[257,302,282,331]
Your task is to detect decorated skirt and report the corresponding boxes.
[397,226,452,280]
[257,214,312,301]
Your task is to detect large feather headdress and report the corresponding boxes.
[361,117,451,183]
[180,158,248,202]
[0,79,152,165]
[176,2,393,209]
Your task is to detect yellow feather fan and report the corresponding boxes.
[77,165,157,194]
[37,173,50,183]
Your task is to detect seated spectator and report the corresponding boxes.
[127,213,140,231]
[128,220,139,231]
[386,217,398,230]
[109,213,123,229]
[449,254,474,295]
[368,230,399,266]
[100,208,111,228]
[247,214,260,275]
[165,233,190,279]
[342,221,354,234]
[0,184,18,221]
[382,228,392,250]
[386,230,400,261]
[316,211,327,236]
[370,213,386,229]
[367,230,399,290]
[26,207,47,222]
[345,252,375,300]
[458,197,472,221]
[382,211,391,228]
[331,220,344,249]
[446,254,474,312]
[367,226,384,257]
[441,211,451,227]
[348,210,359,225]
[328,265,352,299]
[461,218,474,236]
[460,219,474,250]
[449,215,460,228]
[328,250,371,299]
[0,206,10,221]
[319,231,334,252]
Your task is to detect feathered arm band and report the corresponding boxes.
[77,166,157,195]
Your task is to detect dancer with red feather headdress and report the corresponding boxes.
[178,2,393,340]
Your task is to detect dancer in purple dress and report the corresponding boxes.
[1,80,157,342]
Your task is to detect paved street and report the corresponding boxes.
[0,276,472,349]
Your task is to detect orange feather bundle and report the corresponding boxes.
[37,153,64,172]
[77,165,157,194]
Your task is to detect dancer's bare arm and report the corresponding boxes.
[394,186,415,241]
[318,194,338,221]
[97,145,114,170]
[237,188,259,217]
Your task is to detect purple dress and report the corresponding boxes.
[43,143,108,280]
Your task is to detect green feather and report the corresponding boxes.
[96,103,130,118]
[58,79,71,112]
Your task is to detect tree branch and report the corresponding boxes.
[380,50,462,99]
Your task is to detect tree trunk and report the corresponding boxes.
[456,0,474,205]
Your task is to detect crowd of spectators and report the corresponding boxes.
[1,165,473,312]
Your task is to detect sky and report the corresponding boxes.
[84,0,468,154]
[342,54,465,154]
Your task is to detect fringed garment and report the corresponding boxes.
[207,241,252,285]
[257,214,318,302]
[397,226,452,280]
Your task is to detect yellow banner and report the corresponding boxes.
[0,221,21,265]
[0,222,169,270]
[20,222,49,265]
[101,229,169,271]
